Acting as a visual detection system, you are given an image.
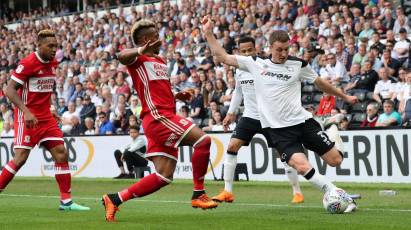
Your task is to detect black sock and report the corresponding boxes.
[192,190,205,199]
[108,193,123,206]
[227,151,238,155]
[303,168,315,180]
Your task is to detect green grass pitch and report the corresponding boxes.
[0,177,410,230]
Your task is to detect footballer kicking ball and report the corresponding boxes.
[323,188,350,214]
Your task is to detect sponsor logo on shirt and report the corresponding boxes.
[260,70,292,81]
[240,79,254,85]
[28,76,55,92]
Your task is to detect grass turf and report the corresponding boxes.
[0,177,410,230]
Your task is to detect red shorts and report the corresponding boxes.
[14,119,64,150]
[142,112,195,161]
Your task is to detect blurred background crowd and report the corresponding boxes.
[0,0,411,137]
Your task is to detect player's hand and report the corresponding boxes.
[201,15,213,33]
[223,113,236,132]
[140,39,162,55]
[343,95,358,105]
[24,110,38,129]
[175,90,193,101]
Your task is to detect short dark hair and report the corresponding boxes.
[129,125,140,131]
[98,112,106,117]
[37,29,55,43]
[269,30,289,45]
[131,19,156,46]
[383,99,395,107]
[238,36,255,46]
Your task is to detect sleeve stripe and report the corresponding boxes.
[11,75,25,85]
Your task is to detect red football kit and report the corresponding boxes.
[11,52,64,150]
[126,55,195,160]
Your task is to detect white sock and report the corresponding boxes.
[304,168,336,193]
[326,124,344,153]
[223,154,237,193]
[282,161,301,195]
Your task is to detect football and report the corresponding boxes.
[323,188,350,214]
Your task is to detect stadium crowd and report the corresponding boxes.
[0,0,411,137]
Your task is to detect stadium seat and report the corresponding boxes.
[354,92,366,101]
[366,91,374,100]
[134,166,151,178]
[302,94,312,104]
[351,102,367,112]
[313,93,323,103]
[234,163,249,181]
[302,85,314,93]
[352,113,366,123]
[346,114,353,121]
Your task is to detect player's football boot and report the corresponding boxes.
[291,192,304,204]
[59,202,90,211]
[102,194,119,222]
[192,194,219,209]
[344,199,357,213]
[211,190,235,203]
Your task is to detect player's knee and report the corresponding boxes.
[290,161,311,175]
[227,142,241,153]
[194,135,211,149]
[13,157,27,168]
[325,150,343,167]
[156,172,173,183]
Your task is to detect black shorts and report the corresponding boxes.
[263,118,334,163]
[232,117,273,147]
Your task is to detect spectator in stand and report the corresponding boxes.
[220,77,235,115]
[189,87,206,126]
[1,121,14,137]
[382,49,402,78]
[79,95,97,122]
[115,72,131,100]
[83,117,96,135]
[129,95,142,118]
[210,79,226,106]
[352,43,368,66]
[316,93,336,116]
[392,28,410,65]
[61,101,79,134]
[96,112,115,135]
[345,61,379,93]
[390,68,408,103]
[75,96,83,114]
[176,59,190,77]
[186,52,200,69]
[373,67,396,104]
[360,103,379,128]
[69,82,86,102]
[69,116,83,136]
[203,111,231,132]
[375,100,402,127]
[320,53,349,84]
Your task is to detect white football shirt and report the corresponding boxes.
[228,69,260,120]
[236,55,318,128]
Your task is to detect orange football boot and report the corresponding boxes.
[291,192,304,204]
[211,190,235,203]
[191,194,219,209]
[102,194,120,222]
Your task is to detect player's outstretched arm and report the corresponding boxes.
[5,80,38,128]
[202,16,239,68]
[314,77,358,105]
[118,39,162,65]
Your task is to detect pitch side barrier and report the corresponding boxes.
[0,128,409,183]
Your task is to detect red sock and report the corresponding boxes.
[0,160,20,191]
[55,162,72,203]
[118,173,169,202]
[192,136,211,191]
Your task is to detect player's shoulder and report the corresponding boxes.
[286,56,308,67]
[19,53,38,66]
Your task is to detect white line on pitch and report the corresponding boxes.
[1,193,410,213]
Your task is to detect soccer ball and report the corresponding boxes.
[323,188,350,214]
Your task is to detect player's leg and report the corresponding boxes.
[211,137,245,202]
[301,119,357,212]
[281,160,304,204]
[0,148,30,192]
[47,142,90,211]
[102,155,174,222]
[1,121,33,192]
[180,126,218,209]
